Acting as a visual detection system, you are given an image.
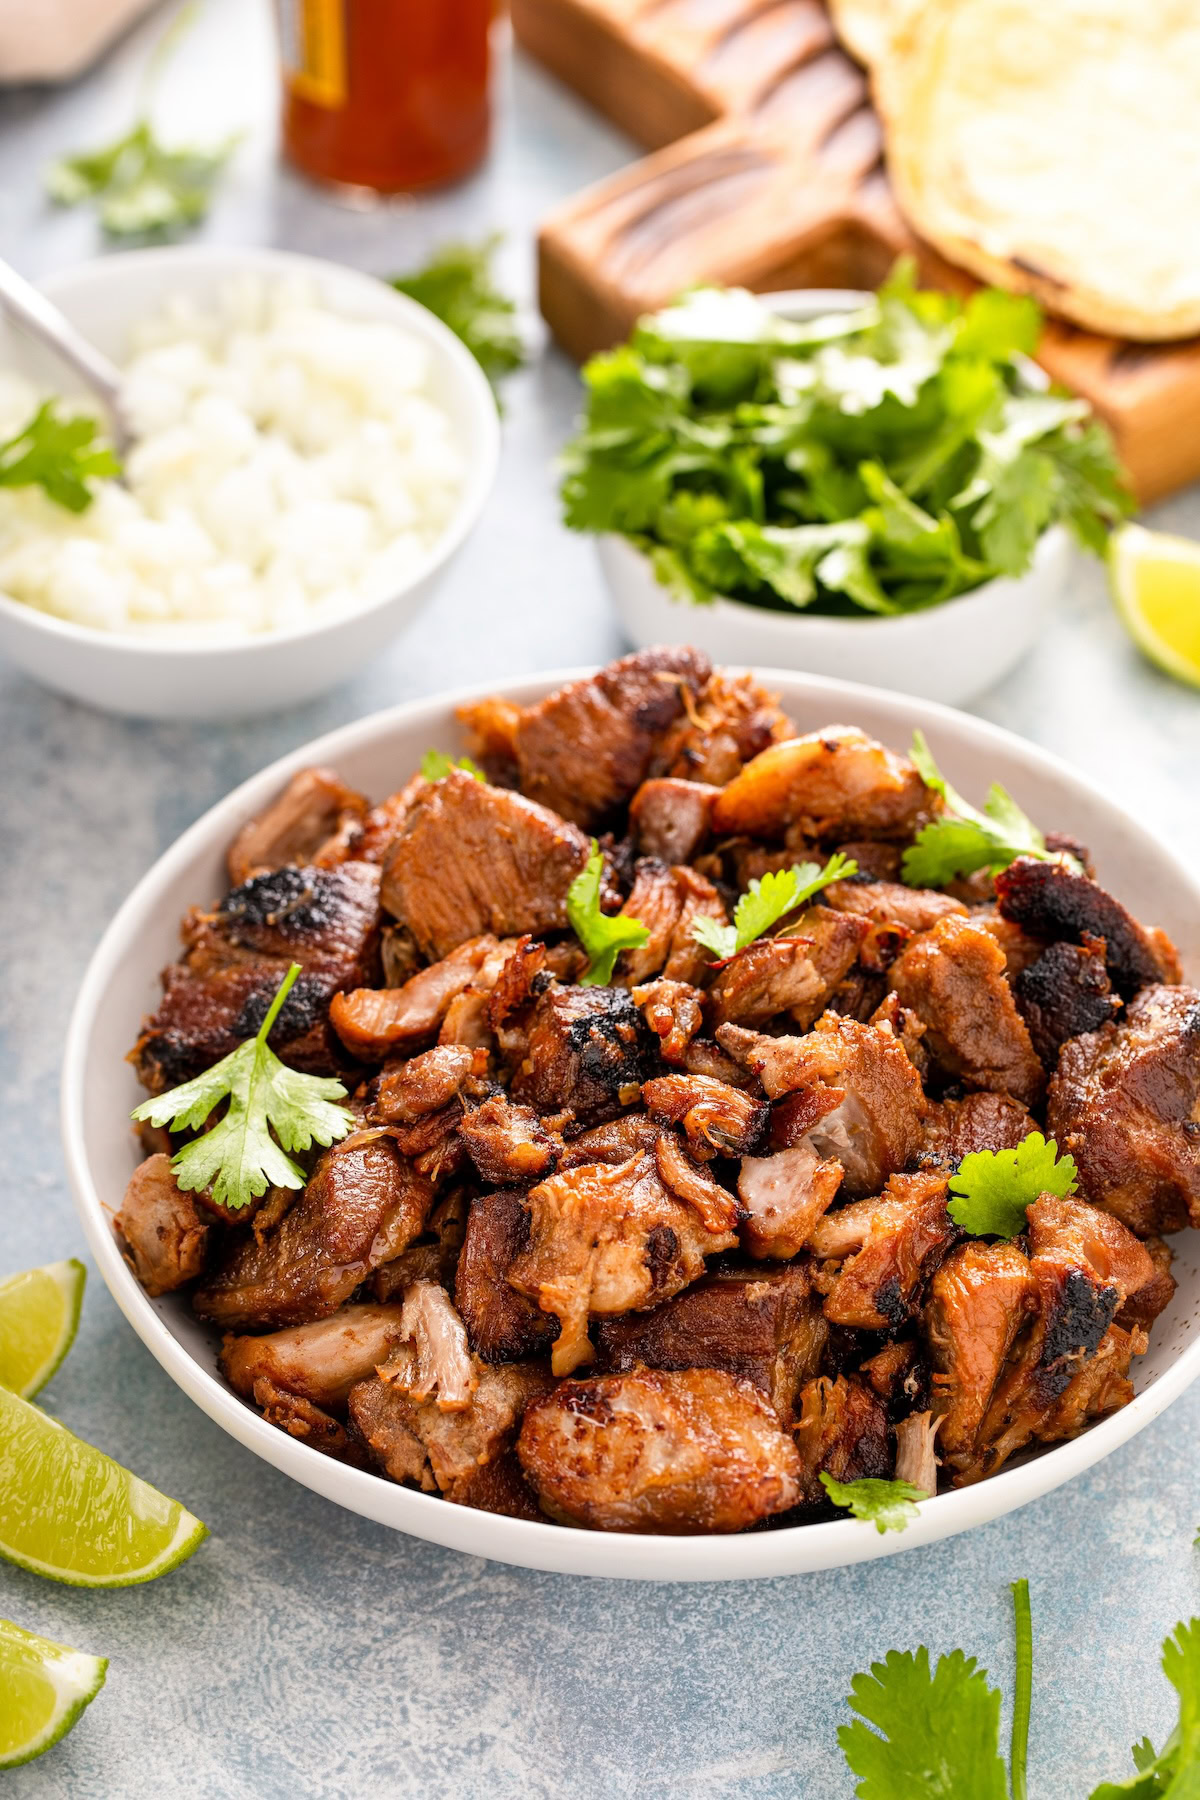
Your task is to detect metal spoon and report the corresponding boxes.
[0,257,132,457]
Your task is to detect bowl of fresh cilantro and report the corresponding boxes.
[564,270,1132,705]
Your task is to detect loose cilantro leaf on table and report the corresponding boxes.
[419,749,485,782]
[839,1645,1009,1799]
[392,237,525,394]
[560,260,1131,617]
[692,852,857,960]
[948,1132,1078,1238]
[0,401,119,512]
[567,840,649,987]
[131,963,353,1213]
[902,730,1051,886]
[1088,1620,1200,1799]
[820,1474,927,1535]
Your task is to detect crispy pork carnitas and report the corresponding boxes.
[117,649,1192,1536]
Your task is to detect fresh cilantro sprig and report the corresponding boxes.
[391,236,525,396]
[0,401,119,513]
[1089,1620,1200,1799]
[45,6,239,237]
[419,749,485,782]
[820,1473,928,1535]
[131,963,353,1212]
[567,840,650,987]
[692,852,857,960]
[948,1131,1078,1239]
[902,730,1050,887]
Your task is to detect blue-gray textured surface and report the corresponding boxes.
[1,5,1199,1795]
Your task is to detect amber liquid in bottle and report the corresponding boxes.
[278,0,493,195]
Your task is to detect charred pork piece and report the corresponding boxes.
[858,1339,923,1409]
[888,913,1045,1107]
[220,1303,410,1410]
[737,1144,843,1259]
[641,1073,767,1158]
[811,1171,956,1330]
[968,1195,1154,1480]
[512,985,653,1127]
[455,693,523,782]
[559,1113,664,1167]
[132,862,382,1093]
[681,1037,761,1090]
[508,1152,738,1375]
[193,1136,433,1330]
[351,1346,554,1501]
[824,879,968,936]
[718,1014,925,1199]
[369,1044,479,1126]
[925,1242,1036,1481]
[632,978,705,1064]
[612,861,726,989]
[710,726,928,842]
[867,992,929,1078]
[227,767,368,887]
[332,934,501,1060]
[707,908,868,1030]
[629,778,719,865]
[251,1381,372,1465]
[452,1448,546,1521]
[373,1187,470,1296]
[593,1264,826,1425]
[654,1133,740,1233]
[650,669,794,787]
[1116,1236,1176,1330]
[485,936,547,1030]
[505,647,711,828]
[457,1093,562,1186]
[921,1092,1034,1165]
[455,1191,559,1361]
[970,909,1046,984]
[1012,937,1121,1067]
[380,769,590,960]
[996,856,1181,998]
[793,1374,892,1504]
[517,1367,802,1533]
[1047,985,1200,1235]
[115,1154,209,1297]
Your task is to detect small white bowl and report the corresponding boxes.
[0,246,500,719]
[62,667,1200,1581]
[596,289,1069,707]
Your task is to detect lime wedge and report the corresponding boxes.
[0,1260,86,1399]
[0,1617,106,1769]
[1110,522,1200,688]
[0,1386,207,1587]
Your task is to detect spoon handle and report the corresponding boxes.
[0,259,130,454]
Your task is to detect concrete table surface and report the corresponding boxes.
[1,4,1199,1795]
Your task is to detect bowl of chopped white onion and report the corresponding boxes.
[0,245,499,717]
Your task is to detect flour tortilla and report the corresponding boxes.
[881,0,1200,341]
[828,0,923,73]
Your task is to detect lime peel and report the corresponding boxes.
[1110,521,1200,689]
[0,1617,106,1769]
[0,1259,86,1399]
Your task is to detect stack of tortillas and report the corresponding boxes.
[830,0,1200,341]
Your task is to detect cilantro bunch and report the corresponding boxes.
[561,264,1131,615]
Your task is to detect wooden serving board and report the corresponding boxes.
[516,0,1200,502]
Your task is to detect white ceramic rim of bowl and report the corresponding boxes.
[62,667,1200,1581]
[0,244,500,658]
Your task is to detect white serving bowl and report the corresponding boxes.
[0,246,499,719]
[597,290,1069,707]
[63,668,1200,1581]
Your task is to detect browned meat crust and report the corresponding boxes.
[193,1135,433,1330]
[220,1304,410,1409]
[252,1380,372,1465]
[629,778,719,864]
[710,726,927,842]
[331,935,502,1059]
[1047,985,1200,1235]
[227,767,368,888]
[926,1242,1036,1480]
[381,770,590,960]
[517,1367,802,1533]
[369,1044,479,1125]
[889,913,1045,1107]
[633,978,704,1065]
[641,1073,767,1158]
[811,1171,956,1330]
[1012,938,1121,1067]
[650,669,793,787]
[512,985,653,1127]
[707,908,868,1031]
[115,1154,209,1296]
[825,879,967,936]
[996,856,1181,998]
[792,1374,892,1504]
[455,1191,559,1362]
[922,1092,1034,1165]
[594,1264,826,1424]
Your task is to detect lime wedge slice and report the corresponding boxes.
[0,1386,207,1587]
[0,1260,86,1399]
[0,1617,106,1769]
[1110,522,1200,688]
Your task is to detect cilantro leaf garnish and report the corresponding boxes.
[839,1645,1009,1798]
[131,963,353,1213]
[391,236,525,395]
[45,6,239,238]
[567,840,650,987]
[947,1132,1078,1239]
[420,749,485,782]
[820,1473,928,1535]
[692,852,857,960]
[1089,1619,1200,1799]
[0,402,119,513]
[902,730,1049,887]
